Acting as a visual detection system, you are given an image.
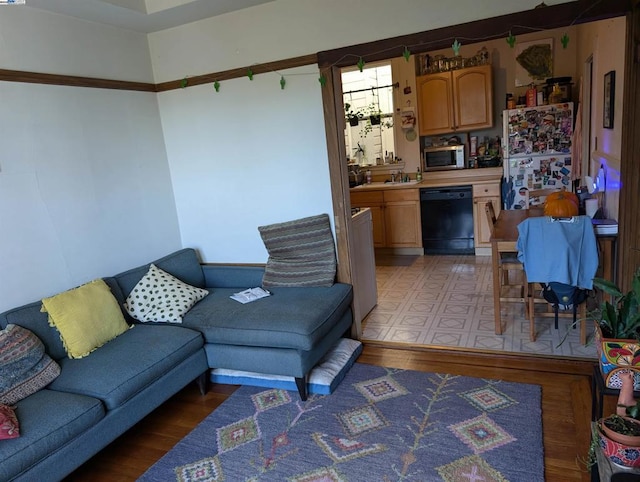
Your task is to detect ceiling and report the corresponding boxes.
[23,0,277,33]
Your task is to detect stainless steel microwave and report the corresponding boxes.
[423,145,465,171]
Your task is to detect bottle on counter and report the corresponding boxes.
[416,168,422,181]
[366,170,372,184]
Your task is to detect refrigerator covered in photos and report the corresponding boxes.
[502,102,574,209]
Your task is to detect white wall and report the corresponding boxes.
[148,0,573,83]
[588,18,626,220]
[0,10,180,313]
[0,0,581,311]
[0,6,154,81]
[148,0,574,263]
[157,66,333,262]
[573,17,625,220]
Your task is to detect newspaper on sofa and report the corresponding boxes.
[230,287,271,304]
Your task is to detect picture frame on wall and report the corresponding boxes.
[514,38,553,87]
[603,70,615,129]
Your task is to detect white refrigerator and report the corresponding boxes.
[502,102,574,209]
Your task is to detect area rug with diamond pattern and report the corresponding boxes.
[138,363,543,481]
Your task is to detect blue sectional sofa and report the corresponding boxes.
[0,248,353,481]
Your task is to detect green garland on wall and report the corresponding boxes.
[175,3,585,94]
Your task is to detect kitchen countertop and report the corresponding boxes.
[351,180,423,190]
[350,167,503,191]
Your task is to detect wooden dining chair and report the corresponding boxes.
[518,215,595,345]
[521,187,566,339]
[484,202,528,312]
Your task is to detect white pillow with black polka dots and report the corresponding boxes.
[124,264,209,323]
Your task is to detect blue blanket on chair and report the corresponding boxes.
[516,215,599,289]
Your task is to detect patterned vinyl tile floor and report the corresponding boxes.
[361,254,597,359]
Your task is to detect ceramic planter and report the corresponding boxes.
[600,417,640,447]
[597,422,640,468]
[595,323,640,390]
[348,117,360,127]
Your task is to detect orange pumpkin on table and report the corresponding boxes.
[543,189,579,217]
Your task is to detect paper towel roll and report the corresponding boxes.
[585,198,599,218]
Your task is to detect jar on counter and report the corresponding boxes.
[549,83,563,104]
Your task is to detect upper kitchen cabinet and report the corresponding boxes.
[417,64,493,136]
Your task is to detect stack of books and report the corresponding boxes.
[591,219,618,235]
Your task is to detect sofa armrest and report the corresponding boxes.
[202,265,266,289]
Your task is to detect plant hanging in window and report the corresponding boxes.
[345,103,363,127]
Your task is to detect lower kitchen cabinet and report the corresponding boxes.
[350,175,502,254]
[383,189,422,247]
[351,189,422,249]
[472,183,501,253]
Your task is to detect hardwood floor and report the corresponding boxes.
[65,344,600,482]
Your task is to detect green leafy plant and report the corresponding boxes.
[367,103,382,125]
[591,268,640,340]
[604,413,640,435]
[344,103,363,126]
[557,268,640,348]
[585,423,599,471]
[360,103,393,137]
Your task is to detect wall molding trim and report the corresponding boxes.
[0,54,318,93]
[0,69,156,92]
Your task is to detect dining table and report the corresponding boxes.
[489,207,617,340]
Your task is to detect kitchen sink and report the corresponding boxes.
[351,180,422,189]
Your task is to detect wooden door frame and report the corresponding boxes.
[319,0,637,308]
[617,1,640,290]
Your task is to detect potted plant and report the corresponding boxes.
[591,268,640,390]
[599,414,640,446]
[366,103,382,125]
[344,103,363,127]
[360,104,393,138]
[592,269,640,340]
[588,371,640,470]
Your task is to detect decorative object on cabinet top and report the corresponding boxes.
[417,46,490,76]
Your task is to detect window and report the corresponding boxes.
[342,63,395,166]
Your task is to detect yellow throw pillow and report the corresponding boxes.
[41,279,130,359]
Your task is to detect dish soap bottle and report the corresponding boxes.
[416,167,422,181]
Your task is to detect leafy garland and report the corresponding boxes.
[176,1,588,93]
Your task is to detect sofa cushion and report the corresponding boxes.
[0,404,19,440]
[0,279,124,362]
[0,389,104,482]
[0,324,61,405]
[114,248,206,299]
[182,283,353,351]
[48,324,204,410]
[125,264,208,323]
[258,214,337,287]
[41,279,130,359]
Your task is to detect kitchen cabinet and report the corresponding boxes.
[384,189,422,247]
[350,189,421,249]
[472,182,501,253]
[417,64,493,136]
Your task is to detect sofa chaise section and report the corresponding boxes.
[112,248,354,400]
